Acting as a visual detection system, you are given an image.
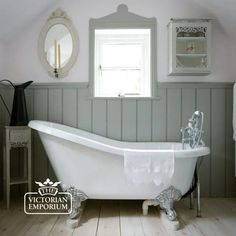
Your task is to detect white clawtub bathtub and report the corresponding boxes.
[28,120,210,200]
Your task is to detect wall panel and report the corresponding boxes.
[122,100,137,141]
[62,88,77,127]
[152,88,167,141]
[182,88,196,127]
[107,100,122,140]
[48,89,62,123]
[77,88,92,131]
[225,89,236,196]
[137,100,152,142]
[196,89,211,197]
[211,89,226,197]
[92,99,107,136]
[167,88,181,141]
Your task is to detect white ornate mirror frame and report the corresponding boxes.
[38,8,79,78]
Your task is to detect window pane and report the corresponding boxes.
[98,70,141,96]
[94,29,151,97]
[101,44,142,68]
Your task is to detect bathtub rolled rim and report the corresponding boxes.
[28,120,210,158]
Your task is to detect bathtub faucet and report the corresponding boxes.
[181,111,205,149]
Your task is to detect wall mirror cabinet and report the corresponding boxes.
[38,8,79,78]
[168,19,211,76]
[89,4,157,97]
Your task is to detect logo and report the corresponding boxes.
[24,178,72,215]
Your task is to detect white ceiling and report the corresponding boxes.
[0,0,235,42]
[0,0,58,41]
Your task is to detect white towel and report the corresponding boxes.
[124,149,175,187]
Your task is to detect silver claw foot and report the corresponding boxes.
[66,187,88,219]
[155,186,182,221]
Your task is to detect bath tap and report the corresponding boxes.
[181,126,193,149]
[181,111,205,149]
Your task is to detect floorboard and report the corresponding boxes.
[96,200,120,236]
[119,200,145,236]
[49,215,74,236]
[73,200,101,236]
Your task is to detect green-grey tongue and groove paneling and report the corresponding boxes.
[211,89,226,197]
[107,100,122,140]
[63,88,77,127]
[167,88,181,142]
[122,100,137,141]
[196,89,211,197]
[48,88,63,123]
[137,100,152,142]
[92,99,107,136]
[182,88,196,126]
[1,82,236,198]
[226,89,235,197]
[78,88,92,132]
[152,88,167,141]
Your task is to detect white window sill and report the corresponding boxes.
[87,96,161,100]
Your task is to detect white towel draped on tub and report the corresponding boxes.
[124,149,175,186]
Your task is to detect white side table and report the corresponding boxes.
[3,126,32,208]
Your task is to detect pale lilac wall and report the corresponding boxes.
[2,0,236,83]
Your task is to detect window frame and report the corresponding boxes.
[89,4,157,98]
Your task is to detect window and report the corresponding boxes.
[94,29,150,97]
[89,4,157,98]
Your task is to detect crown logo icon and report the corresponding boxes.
[35,178,61,196]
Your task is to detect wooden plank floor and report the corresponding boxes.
[0,198,235,236]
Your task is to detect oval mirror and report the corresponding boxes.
[38,9,79,78]
[45,24,73,69]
